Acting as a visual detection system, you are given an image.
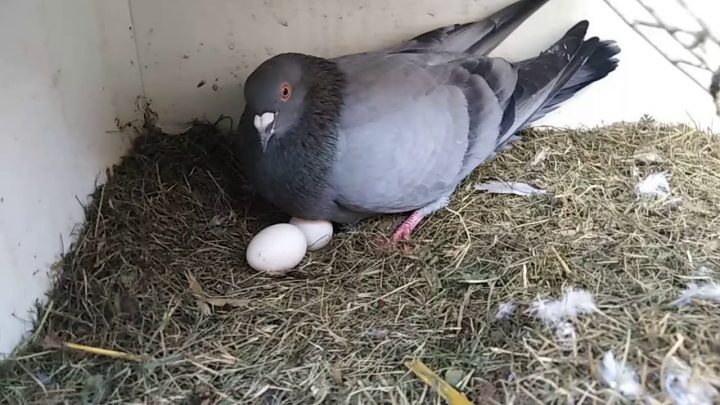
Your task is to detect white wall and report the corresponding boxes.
[0,0,143,356]
[128,0,719,133]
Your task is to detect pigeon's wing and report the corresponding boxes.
[329,52,519,214]
[387,0,549,56]
[329,20,620,216]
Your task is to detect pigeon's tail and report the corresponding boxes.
[396,0,550,55]
[524,40,620,126]
[501,21,620,142]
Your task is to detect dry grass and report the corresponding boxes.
[1,120,719,404]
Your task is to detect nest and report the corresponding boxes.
[1,120,720,404]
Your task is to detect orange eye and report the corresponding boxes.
[280,82,292,102]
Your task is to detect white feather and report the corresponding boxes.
[530,147,550,168]
[475,180,546,196]
[670,282,720,307]
[495,302,517,320]
[554,321,576,351]
[526,288,597,325]
[635,172,671,198]
[663,196,684,209]
[633,149,664,163]
[664,356,718,405]
[693,266,716,278]
[599,351,644,399]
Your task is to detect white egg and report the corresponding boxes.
[246,223,307,274]
[289,217,334,251]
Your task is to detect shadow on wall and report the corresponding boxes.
[603,0,720,113]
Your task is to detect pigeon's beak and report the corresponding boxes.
[253,112,276,152]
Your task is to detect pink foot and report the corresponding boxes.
[390,210,424,242]
[371,211,425,254]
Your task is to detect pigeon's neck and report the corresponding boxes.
[281,56,345,159]
[299,56,346,146]
[255,57,346,218]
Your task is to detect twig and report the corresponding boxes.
[404,359,474,405]
[636,0,711,69]
[602,0,711,94]
[676,0,720,47]
[62,342,148,362]
[43,331,148,362]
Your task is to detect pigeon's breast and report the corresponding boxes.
[330,84,470,214]
[245,126,363,222]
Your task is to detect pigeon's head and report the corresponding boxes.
[243,53,313,151]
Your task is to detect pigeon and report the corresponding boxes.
[236,0,620,245]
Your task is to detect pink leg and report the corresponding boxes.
[375,197,449,252]
[390,210,425,242]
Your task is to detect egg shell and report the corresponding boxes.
[246,223,307,273]
[289,217,334,251]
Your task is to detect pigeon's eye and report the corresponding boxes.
[279,82,292,102]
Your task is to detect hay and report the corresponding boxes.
[1,120,720,404]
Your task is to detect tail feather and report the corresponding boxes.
[506,21,620,134]
[395,0,550,55]
[529,40,620,122]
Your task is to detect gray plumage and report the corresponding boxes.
[237,0,621,237]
